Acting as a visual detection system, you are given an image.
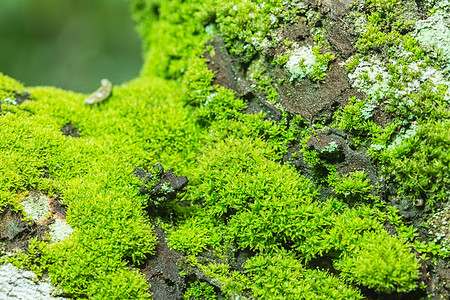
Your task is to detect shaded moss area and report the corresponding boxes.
[1,0,449,299]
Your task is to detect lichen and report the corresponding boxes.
[429,206,450,257]
[415,10,450,73]
[48,218,73,244]
[21,193,51,224]
[340,0,450,207]
[285,31,334,82]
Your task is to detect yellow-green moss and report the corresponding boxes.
[0,72,25,103]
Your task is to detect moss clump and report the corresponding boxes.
[354,0,415,54]
[183,281,217,300]
[0,76,191,297]
[335,231,420,293]
[246,250,363,300]
[249,60,279,104]
[328,170,375,203]
[167,214,222,256]
[168,136,420,295]
[0,72,25,104]
[376,120,450,205]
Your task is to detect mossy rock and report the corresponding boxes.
[1,0,449,299]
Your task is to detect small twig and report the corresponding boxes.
[83,79,112,104]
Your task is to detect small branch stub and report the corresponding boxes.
[83,79,112,104]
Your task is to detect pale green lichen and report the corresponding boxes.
[340,0,450,207]
[346,54,450,102]
[428,206,450,257]
[422,0,450,14]
[415,10,450,74]
[285,31,334,82]
[48,218,73,244]
[21,193,51,224]
[286,45,317,80]
[345,56,392,100]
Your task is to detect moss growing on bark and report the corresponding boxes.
[2,0,448,298]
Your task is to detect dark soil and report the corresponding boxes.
[0,205,48,252]
[13,91,31,105]
[49,195,68,220]
[140,227,185,300]
[61,123,81,138]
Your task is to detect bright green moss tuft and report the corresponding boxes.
[217,0,284,49]
[0,66,205,298]
[0,72,25,103]
[245,250,363,300]
[183,281,217,300]
[168,132,418,294]
[328,171,375,203]
[167,214,223,255]
[355,0,414,54]
[335,231,420,293]
[88,268,152,300]
[376,120,450,205]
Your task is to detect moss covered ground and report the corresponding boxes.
[1,0,449,299]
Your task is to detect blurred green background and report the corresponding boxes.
[0,0,142,93]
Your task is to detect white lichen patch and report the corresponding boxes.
[286,45,316,81]
[429,205,450,256]
[386,123,418,151]
[249,36,272,49]
[20,193,74,243]
[415,10,450,74]
[0,263,62,300]
[3,98,17,105]
[346,54,450,102]
[269,14,278,26]
[21,193,51,224]
[422,0,450,14]
[48,218,73,244]
[346,57,392,100]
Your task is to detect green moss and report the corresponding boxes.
[335,97,382,142]
[217,0,284,50]
[5,237,48,277]
[286,33,335,83]
[339,0,450,208]
[194,260,251,297]
[328,171,375,203]
[335,231,420,293]
[253,74,279,104]
[245,250,363,300]
[43,235,152,298]
[0,72,25,103]
[167,214,222,255]
[1,0,436,298]
[354,0,414,54]
[168,133,419,294]
[183,281,217,300]
[376,120,450,205]
[0,82,161,297]
[274,52,291,66]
